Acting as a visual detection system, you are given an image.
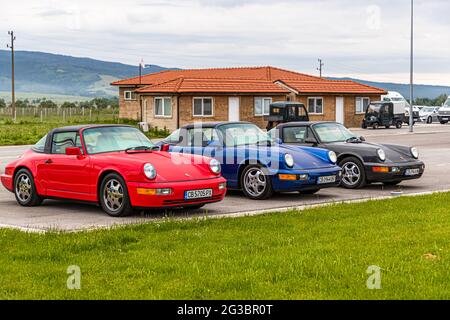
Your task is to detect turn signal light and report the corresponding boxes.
[279,174,298,181]
[137,188,172,196]
[372,167,389,173]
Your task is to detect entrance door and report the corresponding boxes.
[228,97,240,122]
[336,97,344,124]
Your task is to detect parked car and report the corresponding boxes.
[405,106,421,125]
[381,91,419,125]
[419,106,440,124]
[159,122,342,199]
[0,125,227,217]
[268,122,425,189]
[361,102,404,129]
[438,96,450,124]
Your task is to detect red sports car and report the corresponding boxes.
[1,125,227,217]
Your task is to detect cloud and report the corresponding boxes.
[0,0,449,85]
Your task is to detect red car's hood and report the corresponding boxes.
[94,151,217,183]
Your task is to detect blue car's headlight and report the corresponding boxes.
[328,151,337,164]
[284,154,294,168]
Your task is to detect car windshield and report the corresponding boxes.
[367,104,382,114]
[421,107,434,113]
[83,126,154,154]
[445,98,450,107]
[314,123,356,143]
[218,123,272,147]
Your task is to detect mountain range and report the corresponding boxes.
[0,50,449,100]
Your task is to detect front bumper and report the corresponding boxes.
[1,174,13,192]
[127,177,227,208]
[438,116,450,122]
[270,167,342,192]
[365,161,425,183]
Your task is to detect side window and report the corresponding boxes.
[32,134,47,153]
[187,128,219,147]
[51,132,80,154]
[283,127,307,143]
[165,129,182,145]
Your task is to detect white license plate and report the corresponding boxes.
[442,117,449,121]
[405,168,420,176]
[184,189,213,200]
[318,175,336,184]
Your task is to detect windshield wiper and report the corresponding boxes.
[125,146,154,153]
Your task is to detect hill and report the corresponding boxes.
[0,50,172,98]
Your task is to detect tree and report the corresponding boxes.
[61,102,77,109]
[0,98,6,108]
[39,100,57,109]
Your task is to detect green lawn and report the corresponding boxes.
[1,193,450,300]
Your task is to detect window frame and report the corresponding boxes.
[356,97,371,114]
[307,97,324,115]
[124,91,137,101]
[50,131,82,155]
[254,97,273,116]
[154,97,173,118]
[192,97,214,117]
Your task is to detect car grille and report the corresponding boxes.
[439,111,450,116]
[163,195,223,206]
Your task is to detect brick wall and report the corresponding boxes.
[118,87,141,120]
[142,96,178,131]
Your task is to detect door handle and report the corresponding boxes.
[45,159,53,164]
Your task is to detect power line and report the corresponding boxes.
[7,31,16,122]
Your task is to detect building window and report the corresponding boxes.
[124,91,136,101]
[308,97,323,114]
[193,98,213,117]
[356,97,370,114]
[255,97,272,116]
[154,97,172,117]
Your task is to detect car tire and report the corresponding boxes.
[427,116,433,124]
[14,169,43,207]
[99,173,133,217]
[440,121,448,125]
[361,122,367,129]
[240,165,273,200]
[372,123,379,129]
[384,181,401,186]
[299,189,320,195]
[396,121,403,129]
[339,157,367,189]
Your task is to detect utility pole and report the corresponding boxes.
[317,59,324,78]
[409,0,414,133]
[7,31,16,122]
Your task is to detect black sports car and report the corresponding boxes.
[269,122,425,189]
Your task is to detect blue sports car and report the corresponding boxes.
[160,122,342,200]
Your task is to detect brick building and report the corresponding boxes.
[111,66,386,130]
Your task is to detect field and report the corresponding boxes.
[1,192,450,300]
[0,108,169,145]
[0,92,92,104]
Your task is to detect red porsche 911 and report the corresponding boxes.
[1,125,227,217]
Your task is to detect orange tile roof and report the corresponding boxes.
[135,77,290,94]
[278,79,387,95]
[112,66,386,95]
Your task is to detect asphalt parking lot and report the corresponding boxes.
[1,123,450,232]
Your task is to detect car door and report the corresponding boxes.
[43,131,92,200]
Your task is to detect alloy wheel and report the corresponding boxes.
[342,162,361,186]
[243,168,267,198]
[103,179,124,213]
[15,173,32,203]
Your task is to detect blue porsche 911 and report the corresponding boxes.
[160,122,342,200]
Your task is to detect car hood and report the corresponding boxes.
[94,151,217,182]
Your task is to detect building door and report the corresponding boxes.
[336,97,344,124]
[228,97,240,122]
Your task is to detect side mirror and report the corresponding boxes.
[160,144,170,152]
[359,136,366,142]
[66,147,82,156]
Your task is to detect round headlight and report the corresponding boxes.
[284,154,295,168]
[143,163,157,180]
[209,159,221,174]
[328,151,337,164]
[377,149,386,161]
[411,147,419,159]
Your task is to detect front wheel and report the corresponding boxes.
[99,173,133,217]
[240,165,273,200]
[339,157,366,189]
[14,169,43,207]
[396,121,403,129]
[427,117,433,124]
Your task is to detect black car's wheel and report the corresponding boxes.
[14,169,43,206]
[299,189,320,195]
[339,157,366,189]
[183,204,205,210]
[396,121,403,129]
[427,116,433,124]
[361,122,367,129]
[99,173,133,217]
[441,121,448,125]
[372,123,379,129]
[240,165,273,200]
[384,181,401,186]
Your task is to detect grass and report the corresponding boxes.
[1,193,450,300]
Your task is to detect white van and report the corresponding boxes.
[381,91,418,124]
[438,96,450,124]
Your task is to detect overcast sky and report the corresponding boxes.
[0,0,449,85]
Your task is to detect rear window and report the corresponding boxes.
[32,135,47,153]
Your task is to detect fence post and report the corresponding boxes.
[63,110,66,122]
[89,108,92,121]
[40,109,43,122]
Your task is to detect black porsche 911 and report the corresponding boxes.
[269,122,425,189]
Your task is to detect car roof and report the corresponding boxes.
[275,121,337,129]
[50,124,134,133]
[270,101,305,107]
[181,122,254,129]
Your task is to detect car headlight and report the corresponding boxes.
[328,151,337,164]
[284,154,294,168]
[377,149,386,161]
[143,163,157,180]
[209,159,221,174]
[411,147,419,159]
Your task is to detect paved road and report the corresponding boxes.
[1,124,450,232]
